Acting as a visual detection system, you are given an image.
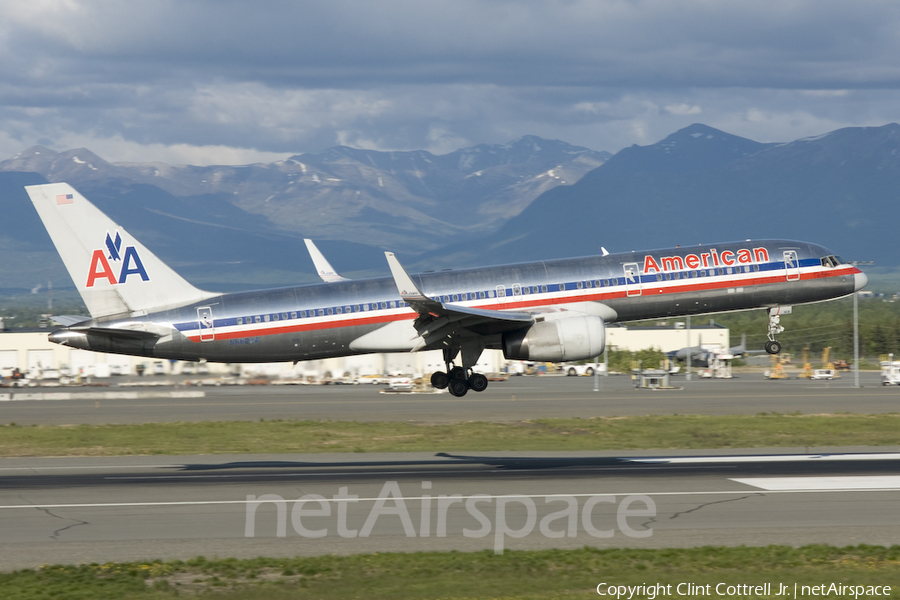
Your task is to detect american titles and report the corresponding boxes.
[643,247,769,275]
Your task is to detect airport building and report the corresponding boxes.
[0,322,729,379]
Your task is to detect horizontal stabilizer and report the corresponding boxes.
[77,327,161,341]
[50,315,91,327]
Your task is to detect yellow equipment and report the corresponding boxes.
[821,346,839,377]
[798,346,812,378]
[765,354,790,379]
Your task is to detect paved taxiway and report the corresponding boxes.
[2,373,898,569]
[2,450,900,570]
[1,371,897,425]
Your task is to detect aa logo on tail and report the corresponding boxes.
[86,231,150,287]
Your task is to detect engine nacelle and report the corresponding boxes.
[502,315,605,362]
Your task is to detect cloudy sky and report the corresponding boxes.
[2,0,899,165]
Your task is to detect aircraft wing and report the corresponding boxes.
[385,252,533,341]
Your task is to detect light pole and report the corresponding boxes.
[685,315,692,381]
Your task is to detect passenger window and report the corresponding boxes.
[255,316,261,323]
[512,284,521,296]
[291,312,297,319]
[478,291,485,299]
[497,286,506,298]
[577,282,583,289]
[317,309,325,316]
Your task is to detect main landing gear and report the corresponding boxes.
[430,366,489,397]
[765,306,789,355]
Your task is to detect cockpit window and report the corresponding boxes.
[821,255,843,268]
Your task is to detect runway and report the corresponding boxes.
[2,371,898,425]
[2,449,900,570]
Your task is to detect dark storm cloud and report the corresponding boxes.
[1,0,900,163]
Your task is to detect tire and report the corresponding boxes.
[448,379,469,397]
[765,340,782,355]
[430,371,449,389]
[567,367,577,376]
[449,366,467,381]
[585,367,594,376]
[468,373,488,392]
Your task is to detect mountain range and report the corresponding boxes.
[0,124,895,296]
[454,123,897,267]
[0,136,607,290]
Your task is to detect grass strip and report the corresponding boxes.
[1,413,899,457]
[3,545,900,599]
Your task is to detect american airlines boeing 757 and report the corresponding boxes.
[26,183,867,397]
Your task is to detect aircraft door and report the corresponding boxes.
[197,306,215,342]
[624,262,642,297]
[783,251,800,282]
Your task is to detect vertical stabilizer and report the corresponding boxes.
[26,183,213,318]
[304,238,348,282]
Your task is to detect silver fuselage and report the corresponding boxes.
[52,239,864,362]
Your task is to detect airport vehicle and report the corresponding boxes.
[882,359,900,386]
[561,362,605,376]
[26,183,867,397]
[810,368,836,380]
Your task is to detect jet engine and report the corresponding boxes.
[502,315,605,362]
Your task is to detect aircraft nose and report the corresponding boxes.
[854,271,868,292]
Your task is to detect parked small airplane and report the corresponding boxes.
[670,334,764,367]
[26,183,867,397]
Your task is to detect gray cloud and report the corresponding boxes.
[1,0,900,163]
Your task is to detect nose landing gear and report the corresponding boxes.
[765,306,791,355]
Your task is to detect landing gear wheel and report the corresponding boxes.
[468,373,488,392]
[448,379,469,397]
[448,366,468,381]
[765,340,782,355]
[430,371,449,389]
